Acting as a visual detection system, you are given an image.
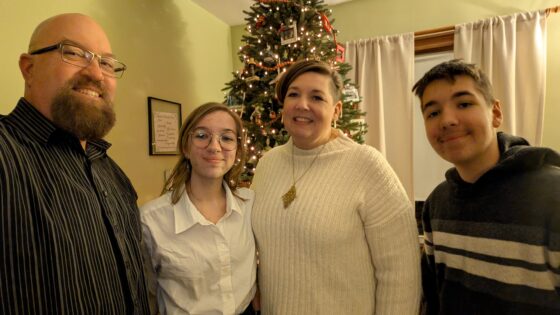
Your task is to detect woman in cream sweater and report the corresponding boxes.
[251,60,421,314]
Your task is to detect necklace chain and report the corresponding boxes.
[282,141,326,208]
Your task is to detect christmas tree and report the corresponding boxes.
[223,0,367,181]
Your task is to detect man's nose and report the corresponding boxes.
[81,57,105,81]
[440,108,458,128]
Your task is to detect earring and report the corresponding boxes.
[332,117,337,129]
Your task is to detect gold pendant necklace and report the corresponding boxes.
[282,141,327,209]
[281,185,297,208]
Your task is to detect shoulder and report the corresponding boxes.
[511,165,560,204]
[140,192,174,217]
[0,118,19,149]
[0,125,11,159]
[0,123,26,175]
[349,142,384,162]
[329,134,384,161]
[254,143,290,175]
[496,145,560,189]
[259,143,289,162]
[232,187,255,212]
[342,142,395,178]
[235,187,255,200]
[424,181,452,208]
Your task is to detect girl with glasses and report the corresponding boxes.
[140,102,259,314]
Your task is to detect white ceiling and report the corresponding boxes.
[191,0,353,26]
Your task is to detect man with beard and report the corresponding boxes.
[0,13,150,314]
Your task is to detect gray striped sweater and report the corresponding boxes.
[422,132,560,314]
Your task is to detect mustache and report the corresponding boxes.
[68,76,109,100]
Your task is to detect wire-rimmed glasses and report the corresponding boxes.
[189,128,239,151]
[29,41,127,78]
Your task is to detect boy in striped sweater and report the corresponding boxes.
[413,59,560,314]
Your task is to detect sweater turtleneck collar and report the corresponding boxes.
[288,129,353,157]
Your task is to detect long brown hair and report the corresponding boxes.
[162,102,247,204]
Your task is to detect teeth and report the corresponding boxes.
[76,89,100,97]
[294,117,311,122]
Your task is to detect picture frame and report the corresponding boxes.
[148,97,182,155]
[280,22,298,45]
[342,85,360,103]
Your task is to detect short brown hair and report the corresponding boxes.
[162,102,246,204]
[276,59,343,104]
[412,59,496,105]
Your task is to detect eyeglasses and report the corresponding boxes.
[189,128,239,151]
[29,41,127,78]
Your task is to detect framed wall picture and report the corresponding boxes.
[280,22,298,45]
[148,97,182,155]
[342,85,360,103]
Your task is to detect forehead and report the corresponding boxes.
[422,76,483,103]
[195,110,237,130]
[31,14,112,54]
[290,72,331,90]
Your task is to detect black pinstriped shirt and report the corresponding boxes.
[0,98,150,314]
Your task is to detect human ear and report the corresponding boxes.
[491,100,503,128]
[333,100,342,121]
[19,54,34,86]
[182,145,190,159]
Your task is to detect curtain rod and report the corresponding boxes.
[545,5,559,16]
[414,26,453,40]
[415,5,560,39]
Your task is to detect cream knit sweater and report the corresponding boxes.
[251,132,421,314]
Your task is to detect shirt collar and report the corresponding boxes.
[173,181,244,234]
[6,98,112,154]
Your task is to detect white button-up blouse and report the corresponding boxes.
[141,183,256,315]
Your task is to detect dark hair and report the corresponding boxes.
[276,59,343,104]
[412,59,495,105]
[162,102,247,204]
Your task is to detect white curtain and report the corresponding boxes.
[345,33,415,201]
[454,11,547,145]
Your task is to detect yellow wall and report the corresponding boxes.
[2,1,557,204]
[231,0,560,151]
[0,0,233,205]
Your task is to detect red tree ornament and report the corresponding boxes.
[256,15,266,28]
[321,13,333,34]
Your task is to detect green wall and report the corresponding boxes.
[231,0,560,151]
[0,0,233,205]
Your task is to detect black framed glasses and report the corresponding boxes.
[29,41,127,78]
[189,128,239,151]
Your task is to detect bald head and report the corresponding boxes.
[28,13,112,53]
[19,13,118,140]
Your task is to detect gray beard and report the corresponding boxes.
[50,81,116,141]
